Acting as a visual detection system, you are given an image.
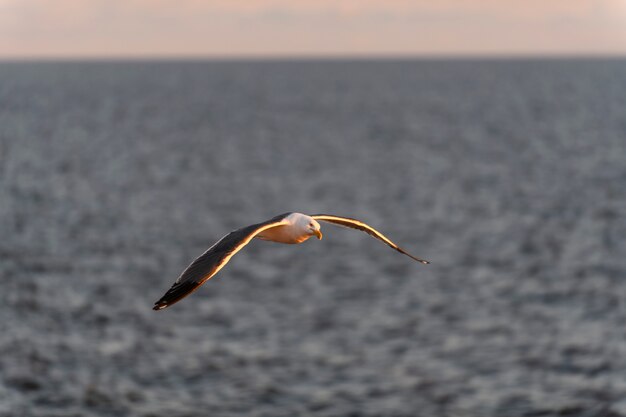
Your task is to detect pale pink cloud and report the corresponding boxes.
[0,0,624,57]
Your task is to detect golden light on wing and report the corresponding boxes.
[311,214,430,264]
[153,217,290,310]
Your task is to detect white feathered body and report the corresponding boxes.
[256,213,320,244]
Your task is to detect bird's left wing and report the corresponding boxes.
[153,214,291,310]
[311,214,430,264]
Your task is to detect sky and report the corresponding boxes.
[1,0,625,58]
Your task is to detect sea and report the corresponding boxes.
[1,58,625,416]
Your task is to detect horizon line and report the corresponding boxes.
[1,51,625,63]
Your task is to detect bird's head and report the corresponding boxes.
[306,218,323,240]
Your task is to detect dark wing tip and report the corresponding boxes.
[153,297,171,310]
[152,280,198,311]
[410,256,430,265]
[153,303,166,311]
[395,248,430,265]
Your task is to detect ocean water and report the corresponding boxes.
[0,59,625,417]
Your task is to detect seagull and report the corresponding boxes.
[153,212,429,310]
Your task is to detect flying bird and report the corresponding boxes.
[153,212,429,310]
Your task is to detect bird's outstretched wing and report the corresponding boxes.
[311,214,430,264]
[153,214,291,310]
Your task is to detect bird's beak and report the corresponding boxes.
[314,229,323,240]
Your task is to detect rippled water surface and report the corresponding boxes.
[1,59,625,417]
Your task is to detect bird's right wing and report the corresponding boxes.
[153,214,291,310]
[311,214,430,264]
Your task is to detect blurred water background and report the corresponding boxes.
[1,59,625,417]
